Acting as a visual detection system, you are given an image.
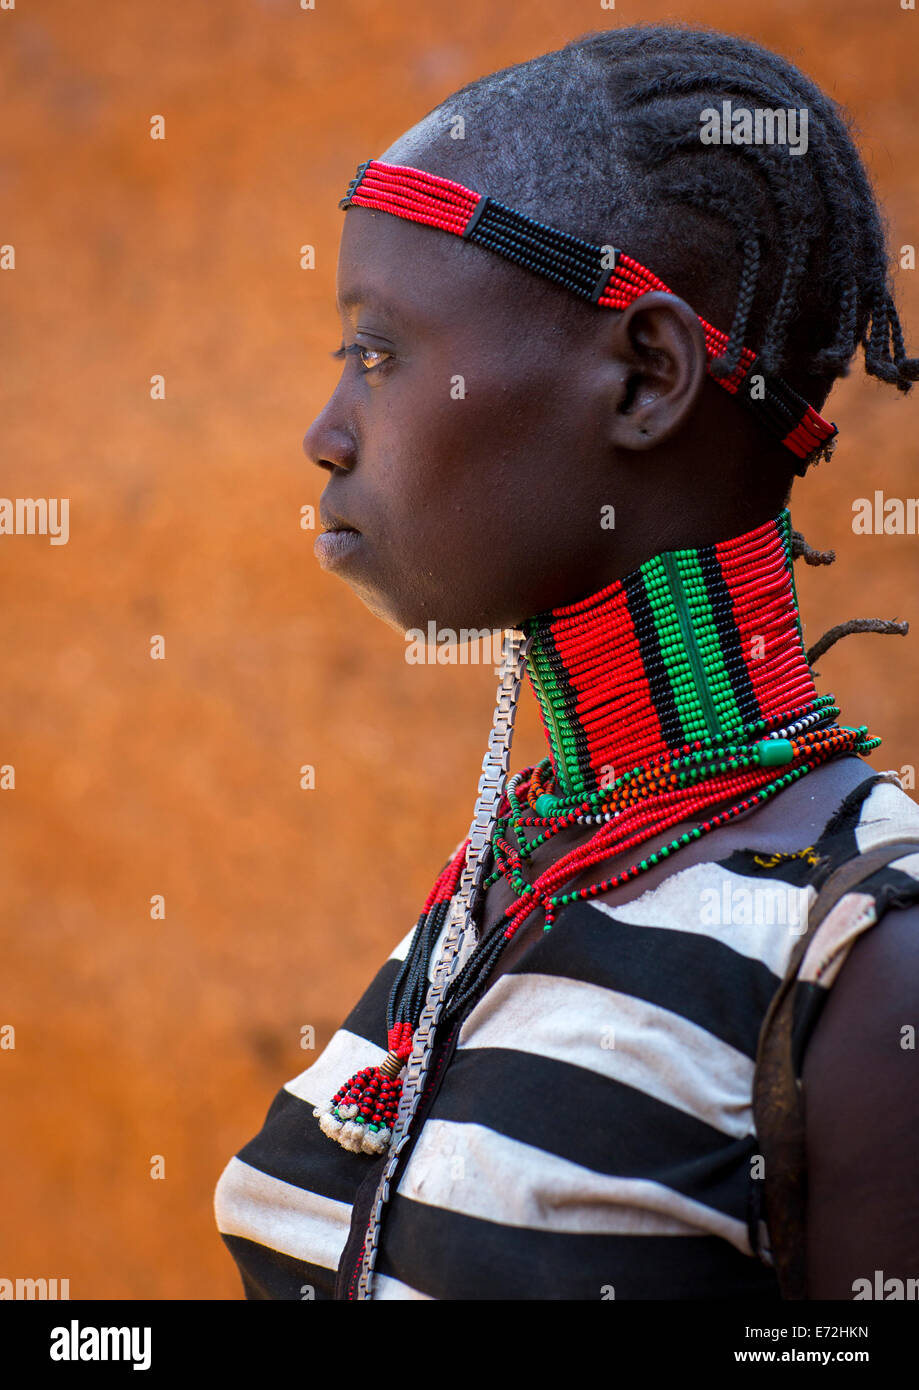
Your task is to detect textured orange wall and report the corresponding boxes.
[1,0,916,1298]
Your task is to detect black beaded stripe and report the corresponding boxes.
[338,159,373,210]
[464,199,613,301]
[621,567,688,750]
[736,358,837,457]
[388,897,454,1030]
[736,359,799,427]
[695,543,764,729]
[443,918,513,1025]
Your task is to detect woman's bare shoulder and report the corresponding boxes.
[803,884,919,1296]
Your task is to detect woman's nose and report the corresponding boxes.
[302,407,356,474]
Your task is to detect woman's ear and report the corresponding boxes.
[599,291,710,451]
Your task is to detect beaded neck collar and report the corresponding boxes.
[521,509,815,801]
[314,504,879,1182]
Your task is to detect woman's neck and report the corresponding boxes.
[521,509,817,799]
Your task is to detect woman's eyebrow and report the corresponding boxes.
[335,286,412,325]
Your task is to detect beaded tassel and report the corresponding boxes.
[313,1021,414,1155]
[313,840,468,1154]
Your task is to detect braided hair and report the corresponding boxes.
[396,23,916,658]
[411,22,917,428]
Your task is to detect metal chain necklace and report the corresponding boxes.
[354,628,532,1299]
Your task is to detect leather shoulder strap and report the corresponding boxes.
[752,837,919,1300]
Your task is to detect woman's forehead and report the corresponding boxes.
[336,203,519,326]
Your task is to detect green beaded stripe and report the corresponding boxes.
[777,508,807,656]
[527,638,588,799]
[668,548,743,736]
[642,555,699,741]
[642,553,735,744]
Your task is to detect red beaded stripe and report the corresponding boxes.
[426,840,468,907]
[348,161,479,236]
[386,1021,414,1060]
[538,586,673,784]
[782,404,836,458]
[598,254,757,391]
[715,520,817,719]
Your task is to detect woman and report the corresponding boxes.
[215,24,919,1299]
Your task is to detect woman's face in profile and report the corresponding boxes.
[303,199,618,636]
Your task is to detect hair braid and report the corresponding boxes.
[418,21,916,470]
[712,238,761,378]
[813,280,859,377]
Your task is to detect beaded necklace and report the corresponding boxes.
[313,509,878,1155]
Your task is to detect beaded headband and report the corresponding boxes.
[340,159,838,472]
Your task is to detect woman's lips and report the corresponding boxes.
[314,526,362,569]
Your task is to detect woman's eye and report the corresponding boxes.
[357,346,390,370]
[330,343,392,373]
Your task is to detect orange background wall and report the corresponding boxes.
[1,0,917,1298]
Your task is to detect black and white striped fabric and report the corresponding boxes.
[214,770,919,1300]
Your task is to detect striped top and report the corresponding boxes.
[214,765,919,1300]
